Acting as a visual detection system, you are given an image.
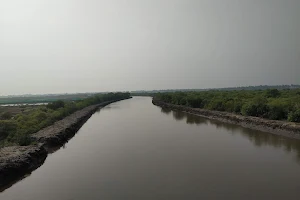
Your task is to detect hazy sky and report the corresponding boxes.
[0,0,299,95]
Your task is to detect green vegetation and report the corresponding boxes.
[131,85,300,94]
[0,112,13,120]
[131,92,155,97]
[0,93,99,105]
[0,92,130,147]
[155,89,300,122]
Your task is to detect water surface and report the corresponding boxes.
[1,97,300,200]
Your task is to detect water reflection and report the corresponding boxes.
[162,108,208,125]
[186,114,208,125]
[161,109,300,162]
[172,111,185,120]
[161,107,171,115]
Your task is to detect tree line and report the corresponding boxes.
[0,92,130,147]
[155,89,300,123]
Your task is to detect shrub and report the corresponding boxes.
[179,97,187,106]
[241,97,269,117]
[157,93,172,103]
[47,100,65,110]
[233,101,243,113]
[206,99,225,111]
[0,120,17,140]
[241,103,256,116]
[34,111,48,121]
[224,100,235,112]
[267,104,288,120]
[187,97,203,108]
[288,110,300,122]
[265,89,280,98]
[1,112,12,120]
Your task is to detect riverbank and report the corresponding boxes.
[152,99,300,139]
[0,98,130,189]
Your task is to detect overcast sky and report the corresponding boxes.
[0,0,299,95]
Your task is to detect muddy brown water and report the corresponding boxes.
[1,97,300,200]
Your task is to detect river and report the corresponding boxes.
[1,97,300,200]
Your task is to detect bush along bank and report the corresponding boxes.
[153,90,300,139]
[0,92,131,189]
[155,89,300,122]
[0,92,130,147]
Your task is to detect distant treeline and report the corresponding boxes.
[0,92,130,147]
[132,85,300,94]
[155,89,300,123]
[131,93,155,97]
[0,93,98,105]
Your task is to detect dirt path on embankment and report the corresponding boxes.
[152,99,300,140]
